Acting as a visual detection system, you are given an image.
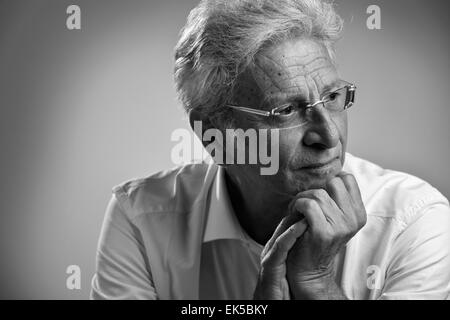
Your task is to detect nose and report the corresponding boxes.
[302,102,340,149]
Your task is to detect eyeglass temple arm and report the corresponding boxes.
[227,105,271,117]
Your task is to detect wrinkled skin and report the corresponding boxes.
[229,37,346,195]
[190,37,367,299]
[234,38,366,300]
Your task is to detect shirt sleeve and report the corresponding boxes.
[379,203,450,300]
[90,193,158,300]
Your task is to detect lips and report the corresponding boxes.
[300,157,339,170]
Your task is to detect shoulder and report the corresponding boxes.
[344,153,449,228]
[110,162,215,220]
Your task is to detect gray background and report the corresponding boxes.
[0,0,449,299]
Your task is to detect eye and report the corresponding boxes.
[327,92,340,101]
[276,104,297,116]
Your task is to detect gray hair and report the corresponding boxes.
[174,0,343,126]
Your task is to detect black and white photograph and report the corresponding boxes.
[0,0,449,305]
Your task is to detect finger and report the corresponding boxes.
[263,207,306,257]
[337,172,367,228]
[263,215,297,257]
[337,172,363,206]
[262,217,288,258]
[295,189,342,226]
[325,176,353,215]
[262,220,308,268]
[293,198,327,234]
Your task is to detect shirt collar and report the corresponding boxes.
[202,165,263,253]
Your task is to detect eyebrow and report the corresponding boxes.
[262,79,341,107]
[321,80,342,95]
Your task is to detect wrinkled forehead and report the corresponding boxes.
[251,38,339,104]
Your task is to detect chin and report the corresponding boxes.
[287,164,342,193]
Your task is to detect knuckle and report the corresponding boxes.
[302,198,317,212]
[326,176,340,189]
[287,224,297,234]
[288,200,297,214]
[343,173,357,185]
[312,188,328,200]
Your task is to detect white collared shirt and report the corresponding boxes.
[91,153,450,300]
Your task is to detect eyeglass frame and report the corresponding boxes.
[226,81,356,118]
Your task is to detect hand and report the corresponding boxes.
[286,172,367,299]
[253,211,308,300]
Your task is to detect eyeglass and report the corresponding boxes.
[226,81,356,129]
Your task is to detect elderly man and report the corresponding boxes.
[91,0,450,300]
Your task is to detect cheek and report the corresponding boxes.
[338,113,348,148]
[276,129,305,167]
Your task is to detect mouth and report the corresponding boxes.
[298,157,339,173]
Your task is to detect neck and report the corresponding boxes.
[224,167,292,246]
